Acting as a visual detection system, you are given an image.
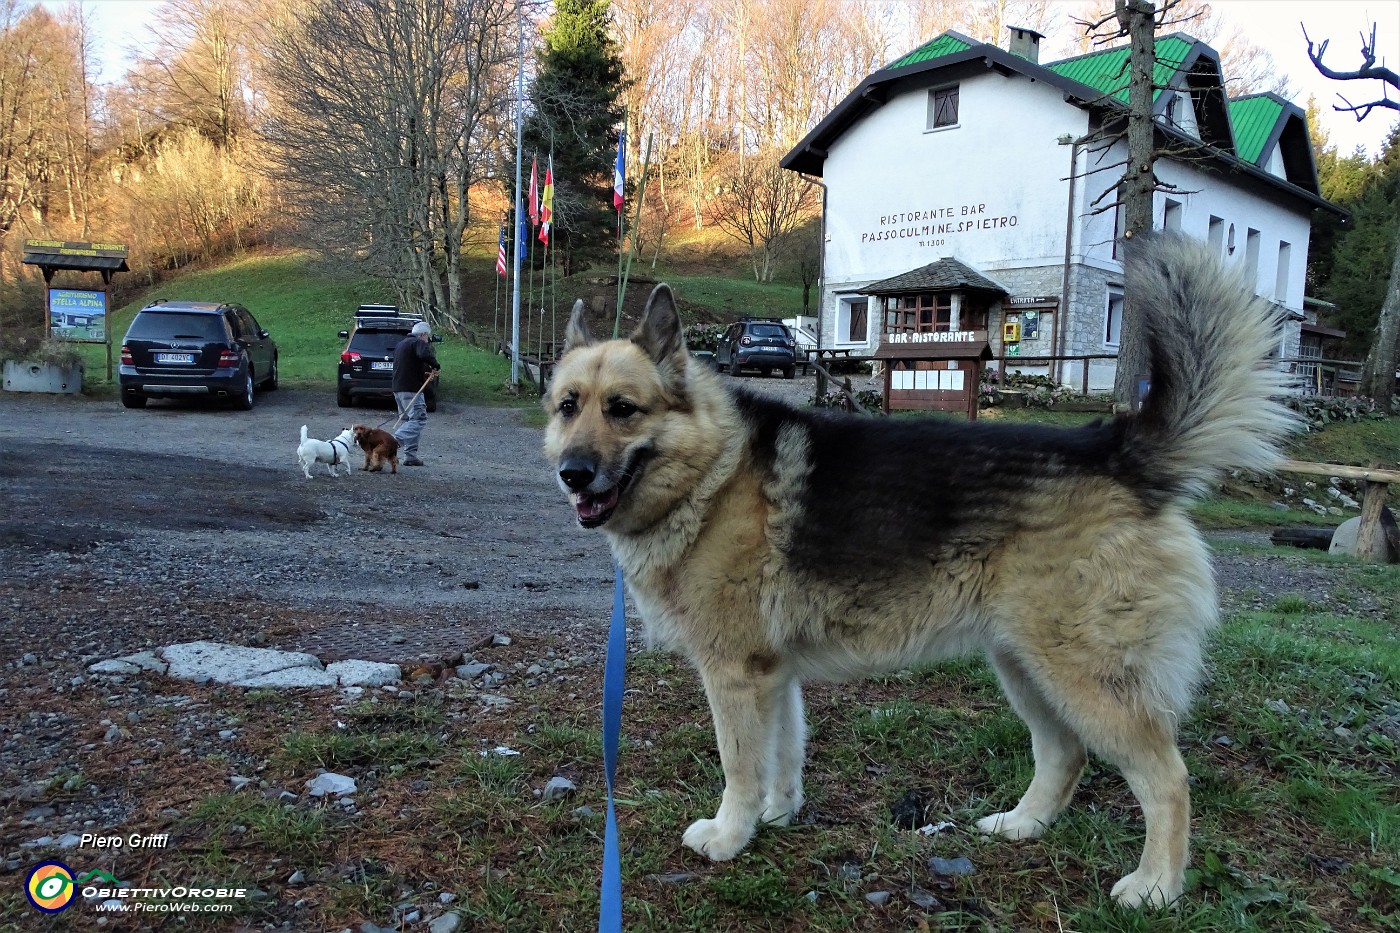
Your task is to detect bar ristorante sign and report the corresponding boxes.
[861,202,1021,250]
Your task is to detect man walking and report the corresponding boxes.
[392,321,440,467]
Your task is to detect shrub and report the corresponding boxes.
[1283,395,1390,430]
[0,335,86,368]
[683,322,725,354]
[810,388,883,412]
[980,366,1110,409]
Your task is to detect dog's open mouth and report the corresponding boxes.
[575,485,621,528]
[572,451,650,529]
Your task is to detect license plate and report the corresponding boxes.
[370,361,393,371]
[155,352,195,364]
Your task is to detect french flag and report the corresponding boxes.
[613,129,626,211]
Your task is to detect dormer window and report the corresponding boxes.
[927,85,960,130]
[1161,89,1198,138]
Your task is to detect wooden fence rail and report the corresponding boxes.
[1276,459,1400,563]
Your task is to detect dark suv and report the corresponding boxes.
[716,318,797,379]
[337,305,438,410]
[119,300,278,410]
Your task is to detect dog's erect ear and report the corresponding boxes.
[564,300,593,354]
[630,284,689,396]
[632,284,686,363]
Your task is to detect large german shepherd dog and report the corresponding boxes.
[543,235,1296,907]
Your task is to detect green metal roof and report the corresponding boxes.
[1045,35,1194,104]
[888,34,972,70]
[1228,95,1285,164]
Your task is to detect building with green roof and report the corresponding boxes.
[781,25,1342,401]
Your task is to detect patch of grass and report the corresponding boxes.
[529,721,603,763]
[709,859,807,914]
[1289,415,1400,469]
[279,730,441,769]
[342,695,446,731]
[76,249,521,405]
[189,793,334,857]
[1191,497,1339,530]
[659,273,805,323]
[322,857,398,922]
[457,749,529,794]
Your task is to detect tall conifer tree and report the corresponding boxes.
[524,0,626,273]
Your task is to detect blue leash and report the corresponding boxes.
[599,563,627,932]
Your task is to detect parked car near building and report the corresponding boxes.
[337,305,439,410]
[716,318,798,379]
[118,300,278,410]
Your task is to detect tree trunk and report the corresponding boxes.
[1112,0,1157,410]
[1360,212,1400,414]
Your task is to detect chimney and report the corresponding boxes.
[1007,26,1044,64]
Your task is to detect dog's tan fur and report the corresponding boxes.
[543,235,1296,908]
[353,424,399,474]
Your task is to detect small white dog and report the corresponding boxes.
[297,425,355,479]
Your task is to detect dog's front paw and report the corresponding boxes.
[975,811,1047,840]
[1110,870,1180,908]
[682,818,753,861]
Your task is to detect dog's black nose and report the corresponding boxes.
[559,457,596,492]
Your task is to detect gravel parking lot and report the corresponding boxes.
[0,371,1366,668]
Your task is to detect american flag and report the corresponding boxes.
[495,225,507,277]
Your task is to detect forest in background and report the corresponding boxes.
[0,0,1396,356]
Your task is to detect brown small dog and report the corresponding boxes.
[352,424,399,474]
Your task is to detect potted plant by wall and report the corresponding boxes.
[1,334,85,394]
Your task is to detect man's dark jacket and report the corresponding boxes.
[392,336,439,393]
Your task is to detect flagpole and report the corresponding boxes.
[615,132,653,338]
[613,114,627,338]
[501,224,506,347]
[509,1,523,390]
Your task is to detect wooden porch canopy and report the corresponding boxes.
[862,256,1007,299]
[21,239,130,282]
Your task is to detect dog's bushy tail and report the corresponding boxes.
[300,425,308,444]
[1121,234,1299,504]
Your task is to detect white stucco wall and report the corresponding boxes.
[1151,158,1312,310]
[819,71,1090,349]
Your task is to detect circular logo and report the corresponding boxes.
[26,861,76,913]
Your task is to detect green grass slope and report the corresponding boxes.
[76,251,519,406]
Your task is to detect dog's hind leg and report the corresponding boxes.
[684,657,790,860]
[976,648,1087,840]
[760,678,805,825]
[1091,715,1190,908]
[1026,661,1190,908]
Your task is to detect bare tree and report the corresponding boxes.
[1075,0,1164,407]
[904,0,1058,50]
[261,0,517,324]
[710,148,816,282]
[1169,1,1294,98]
[0,0,88,280]
[1307,22,1400,412]
[124,0,256,148]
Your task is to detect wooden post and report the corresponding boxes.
[1355,480,1390,562]
[968,360,980,422]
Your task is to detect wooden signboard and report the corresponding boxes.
[875,330,992,419]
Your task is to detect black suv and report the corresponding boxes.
[119,300,278,410]
[337,305,439,410]
[716,318,797,379]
